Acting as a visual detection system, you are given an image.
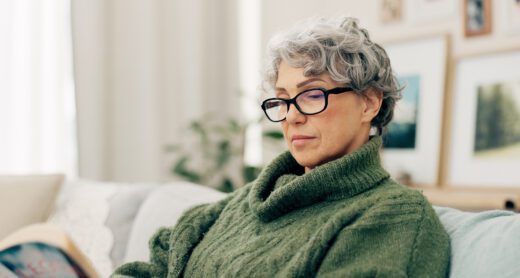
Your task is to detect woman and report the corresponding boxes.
[113,16,450,277]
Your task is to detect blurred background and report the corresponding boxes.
[1,0,520,191]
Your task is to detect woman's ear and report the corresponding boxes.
[361,88,383,123]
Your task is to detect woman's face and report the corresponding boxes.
[275,61,381,172]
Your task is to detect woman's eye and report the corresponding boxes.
[266,100,284,108]
[304,90,325,99]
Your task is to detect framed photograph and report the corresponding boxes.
[408,0,458,22]
[380,0,403,23]
[464,0,492,37]
[381,36,448,186]
[499,0,520,34]
[448,50,520,188]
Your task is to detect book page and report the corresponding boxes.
[0,224,99,278]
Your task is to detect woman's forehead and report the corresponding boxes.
[276,62,331,89]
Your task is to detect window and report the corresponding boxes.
[0,0,77,177]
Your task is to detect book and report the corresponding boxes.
[0,224,99,278]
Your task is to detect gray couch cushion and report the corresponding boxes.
[123,182,226,264]
[106,185,156,267]
[435,206,520,278]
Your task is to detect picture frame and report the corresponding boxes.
[448,50,520,188]
[380,0,403,23]
[464,0,492,37]
[408,0,458,23]
[381,35,449,187]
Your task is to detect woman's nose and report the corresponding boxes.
[285,103,306,124]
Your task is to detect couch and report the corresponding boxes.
[1,175,519,277]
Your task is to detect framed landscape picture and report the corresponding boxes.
[381,36,448,186]
[464,0,492,37]
[448,50,520,187]
[384,75,420,149]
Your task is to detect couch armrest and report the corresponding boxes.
[0,174,64,239]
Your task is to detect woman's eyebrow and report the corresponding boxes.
[296,78,325,88]
[275,78,325,91]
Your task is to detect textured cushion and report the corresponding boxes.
[47,180,156,277]
[0,174,64,239]
[434,206,520,278]
[47,180,118,277]
[123,182,226,264]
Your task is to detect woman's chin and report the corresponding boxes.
[292,154,319,170]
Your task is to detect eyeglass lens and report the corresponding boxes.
[264,89,326,121]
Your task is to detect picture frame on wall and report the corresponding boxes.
[380,0,403,23]
[381,35,448,187]
[448,50,520,188]
[464,0,492,37]
[408,0,458,23]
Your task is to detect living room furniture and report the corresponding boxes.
[1,175,519,277]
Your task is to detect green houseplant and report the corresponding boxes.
[166,114,284,192]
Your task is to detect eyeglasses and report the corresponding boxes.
[261,87,354,122]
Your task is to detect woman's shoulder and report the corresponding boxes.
[352,179,439,224]
[367,179,431,206]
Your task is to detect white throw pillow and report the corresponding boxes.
[47,180,156,277]
[123,182,226,264]
[47,180,119,277]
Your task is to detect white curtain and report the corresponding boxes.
[72,0,241,182]
[0,0,77,177]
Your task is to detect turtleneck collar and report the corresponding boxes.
[248,136,390,222]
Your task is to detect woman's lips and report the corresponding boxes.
[291,135,316,147]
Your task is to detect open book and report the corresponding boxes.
[0,224,99,278]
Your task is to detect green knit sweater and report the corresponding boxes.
[112,136,450,277]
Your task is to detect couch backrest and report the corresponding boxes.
[123,182,227,263]
[435,206,520,278]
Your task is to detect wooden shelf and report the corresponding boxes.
[411,187,520,212]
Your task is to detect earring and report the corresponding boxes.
[369,126,378,136]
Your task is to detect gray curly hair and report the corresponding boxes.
[262,16,402,134]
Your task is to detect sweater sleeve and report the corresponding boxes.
[111,227,172,278]
[316,196,450,278]
[111,193,234,278]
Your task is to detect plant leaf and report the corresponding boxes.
[218,177,234,193]
[216,141,231,169]
[243,166,261,183]
[191,120,209,143]
[172,156,201,183]
[228,119,242,133]
[263,130,284,140]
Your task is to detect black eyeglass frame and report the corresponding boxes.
[261,86,355,122]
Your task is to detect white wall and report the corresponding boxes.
[260,0,520,57]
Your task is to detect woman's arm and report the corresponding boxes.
[111,227,172,278]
